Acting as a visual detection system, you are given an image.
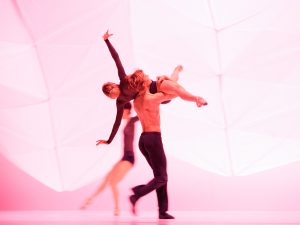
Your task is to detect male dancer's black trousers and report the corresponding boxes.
[132,132,168,213]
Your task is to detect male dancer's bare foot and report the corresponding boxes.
[129,195,137,215]
[196,97,208,107]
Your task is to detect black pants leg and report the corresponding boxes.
[133,132,168,213]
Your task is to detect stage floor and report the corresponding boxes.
[0,210,299,225]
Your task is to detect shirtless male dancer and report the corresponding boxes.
[128,74,178,219]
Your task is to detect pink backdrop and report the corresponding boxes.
[1,153,300,210]
[1,0,300,210]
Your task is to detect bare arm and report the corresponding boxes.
[149,91,177,104]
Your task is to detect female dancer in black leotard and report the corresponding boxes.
[97,30,207,146]
[81,102,138,216]
[96,31,205,145]
[96,31,172,145]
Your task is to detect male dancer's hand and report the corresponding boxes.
[103,30,113,40]
[96,139,108,145]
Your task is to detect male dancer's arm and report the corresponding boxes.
[151,92,177,104]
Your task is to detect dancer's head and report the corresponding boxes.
[102,82,120,99]
[125,69,151,93]
[123,102,132,119]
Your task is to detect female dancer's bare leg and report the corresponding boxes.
[109,161,133,215]
[170,65,182,81]
[80,170,112,209]
[157,65,207,107]
[80,160,133,216]
[159,79,207,107]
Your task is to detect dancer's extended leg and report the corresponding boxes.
[130,132,170,217]
[80,172,111,209]
[109,161,133,215]
[159,79,207,107]
[169,65,182,82]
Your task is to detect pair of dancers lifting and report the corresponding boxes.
[82,30,207,218]
[96,30,207,146]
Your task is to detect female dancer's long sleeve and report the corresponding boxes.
[103,39,167,144]
[104,39,126,81]
[106,101,124,144]
[103,39,130,144]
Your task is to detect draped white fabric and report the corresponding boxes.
[1,0,300,191]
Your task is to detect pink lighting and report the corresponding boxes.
[1,0,300,197]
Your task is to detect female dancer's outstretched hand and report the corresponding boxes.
[103,30,113,40]
[96,139,108,145]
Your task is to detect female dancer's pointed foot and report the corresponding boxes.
[129,195,137,215]
[80,203,88,210]
[174,65,183,72]
[159,212,175,219]
[114,208,120,216]
[196,97,208,107]
[79,198,93,210]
